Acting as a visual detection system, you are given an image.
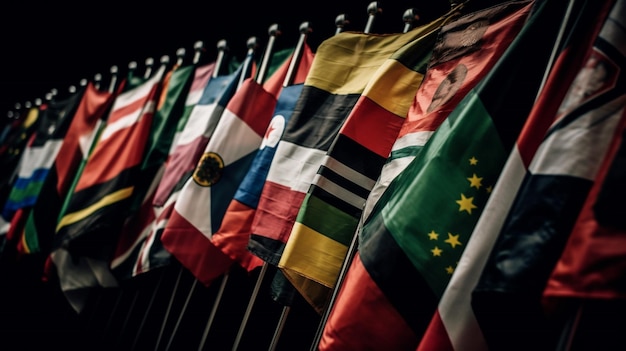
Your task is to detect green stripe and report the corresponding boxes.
[297,192,358,246]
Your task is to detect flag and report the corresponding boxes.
[131,57,247,280]
[248,15,450,287]
[418,0,618,349]
[211,43,314,275]
[1,91,84,249]
[274,11,457,314]
[152,60,240,207]
[543,1,626,310]
[110,63,196,280]
[317,1,549,349]
[161,48,291,286]
[469,1,623,350]
[0,105,40,221]
[112,63,214,278]
[51,66,165,312]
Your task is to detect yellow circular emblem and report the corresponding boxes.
[192,152,224,186]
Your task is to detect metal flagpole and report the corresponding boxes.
[154,39,225,351]
[131,270,165,350]
[163,37,258,351]
[108,65,119,93]
[94,72,102,90]
[154,264,186,351]
[335,14,350,35]
[308,4,384,349]
[194,38,258,351]
[130,47,186,351]
[402,8,421,33]
[196,24,282,351]
[364,1,382,34]
[262,21,312,351]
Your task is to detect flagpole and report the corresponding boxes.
[162,37,258,351]
[197,24,282,351]
[131,269,165,350]
[213,40,229,77]
[94,72,102,90]
[238,36,260,88]
[263,21,313,351]
[195,38,261,348]
[403,8,420,33]
[172,48,183,68]
[193,40,206,66]
[144,57,155,78]
[364,1,382,34]
[108,65,119,93]
[308,5,383,348]
[335,14,350,35]
[154,264,186,351]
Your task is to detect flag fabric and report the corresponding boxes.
[211,43,315,275]
[417,0,618,350]
[112,63,214,278]
[317,1,550,349]
[0,105,40,225]
[1,91,84,251]
[22,84,116,257]
[468,2,624,350]
[543,0,626,303]
[110,63,196,280]
[274,11,459,314]
[248,16,451,294]
[51,66,165,312]
[153,60,240,207]
[131,58,246,280]
[542,53,626,351]
[161,49,291,286]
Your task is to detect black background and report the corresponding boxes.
[0,1,460,120]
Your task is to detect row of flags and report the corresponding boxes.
[0,0,624,349]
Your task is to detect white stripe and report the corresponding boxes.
[177,102,220,145]
[185,90,204,106]
[205,108,263,166]
[322,155,377,190]
[174,177,213,238]
[362,156,414,221]
[312,173,366,209]
[266,141,327,194]
[17,140,62,178]
[530,96,626,178]
[110,67,164,110]
[392,130,434,152]
[440,147,525,351]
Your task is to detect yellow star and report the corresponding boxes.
[446,266,455,274]
[456,193,477,214]
[486,185,493,193]
[431,246,443,256]
[467,173,483,189]
[469,156,478,165]
[444,232,462,248]
[428,230,439,240]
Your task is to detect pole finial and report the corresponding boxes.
[364,2,383,34]
[403,8,420,33]
[299,21,312,35]
[268,23,282,37]
[335,14,350,35]
[193,41,206,65]
[176,48,186,66]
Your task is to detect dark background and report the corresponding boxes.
[0,1,460,120]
